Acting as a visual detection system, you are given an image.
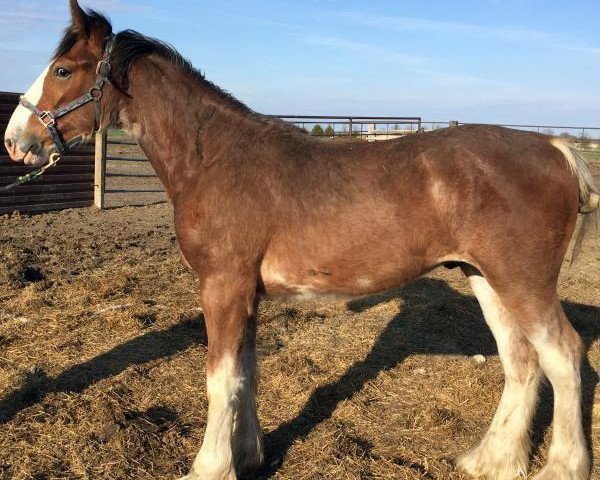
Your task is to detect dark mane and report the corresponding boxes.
[110,30,254,115]
[53,9,305,134]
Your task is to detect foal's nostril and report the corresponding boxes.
[3,137,15,154]
[17,136,41,155]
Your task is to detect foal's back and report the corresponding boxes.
[257,125,578,298]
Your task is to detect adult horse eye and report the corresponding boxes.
[54,67,71,79]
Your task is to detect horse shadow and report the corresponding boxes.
[0,278,597,478]
[0,314,207,424]
[255,278,600,478]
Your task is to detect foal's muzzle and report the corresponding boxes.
[3,131,49,167]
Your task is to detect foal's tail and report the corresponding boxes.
[551,139,599,262]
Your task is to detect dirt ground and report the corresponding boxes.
[0,156,599,479]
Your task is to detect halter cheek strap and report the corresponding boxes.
[19,35,115,154]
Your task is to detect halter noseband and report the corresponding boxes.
[19,35,115,154]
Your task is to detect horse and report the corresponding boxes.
[4,2,599,479]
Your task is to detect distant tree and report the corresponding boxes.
[311,124,324,136]
[542,129,555,137]
[324,125,335,137]
[579,130,592,148]
[559,132,576,141]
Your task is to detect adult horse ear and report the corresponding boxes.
[70,0,90,37]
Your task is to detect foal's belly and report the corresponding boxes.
[258,248,438,300]
[257,195,455,299]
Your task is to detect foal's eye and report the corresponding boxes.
[54,67,72,79]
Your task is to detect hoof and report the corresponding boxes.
[531,458,590,480]
[456,445,528,480]
[177,468,237,480]
[233,434,264,475]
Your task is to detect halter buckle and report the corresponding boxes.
[96,59,111,78]
[39,111,55,127]
[89,86,103,101]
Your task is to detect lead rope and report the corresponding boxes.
[0,153,62,193]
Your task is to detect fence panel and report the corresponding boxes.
[275,115,422,140]
[103,130,166,208]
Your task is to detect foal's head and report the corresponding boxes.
[4,0,114,166]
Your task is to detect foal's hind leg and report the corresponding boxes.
[183,274,262,480]
[518,298,589,480]
[457,268,541,480]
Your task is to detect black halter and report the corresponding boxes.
[19,35,115,154]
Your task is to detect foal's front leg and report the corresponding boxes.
[231,313,264,473]
[183,274,262,480]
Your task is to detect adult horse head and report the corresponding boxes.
[4,0,114,166]
[4,2,599,480]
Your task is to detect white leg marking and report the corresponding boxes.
[189,356,241,480]
[457,275,540,480]
[528,318,589,480]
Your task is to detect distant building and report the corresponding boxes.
[365,124,416,141]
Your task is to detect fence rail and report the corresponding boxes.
[274,115,422,140]
[93,130,166,209]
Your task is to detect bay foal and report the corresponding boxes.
[4,2,599,479]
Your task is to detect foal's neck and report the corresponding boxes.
[117,55,264,201]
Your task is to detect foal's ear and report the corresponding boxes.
[68,0,111,55]
[70,0,91,36]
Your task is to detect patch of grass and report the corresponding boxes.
[107,128,130,140]
[581,150,600,163]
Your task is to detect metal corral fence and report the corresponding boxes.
[95,130,165,208]
[422,121,600,149]
[93,116,600,208]
[274,115,422,140]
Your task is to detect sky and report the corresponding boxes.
[1,0,600,126]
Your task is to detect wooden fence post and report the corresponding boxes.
[94,130,107,209]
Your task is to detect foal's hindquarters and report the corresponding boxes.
[454,187,589,477]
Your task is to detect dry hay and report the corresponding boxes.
[0,204,599,480]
